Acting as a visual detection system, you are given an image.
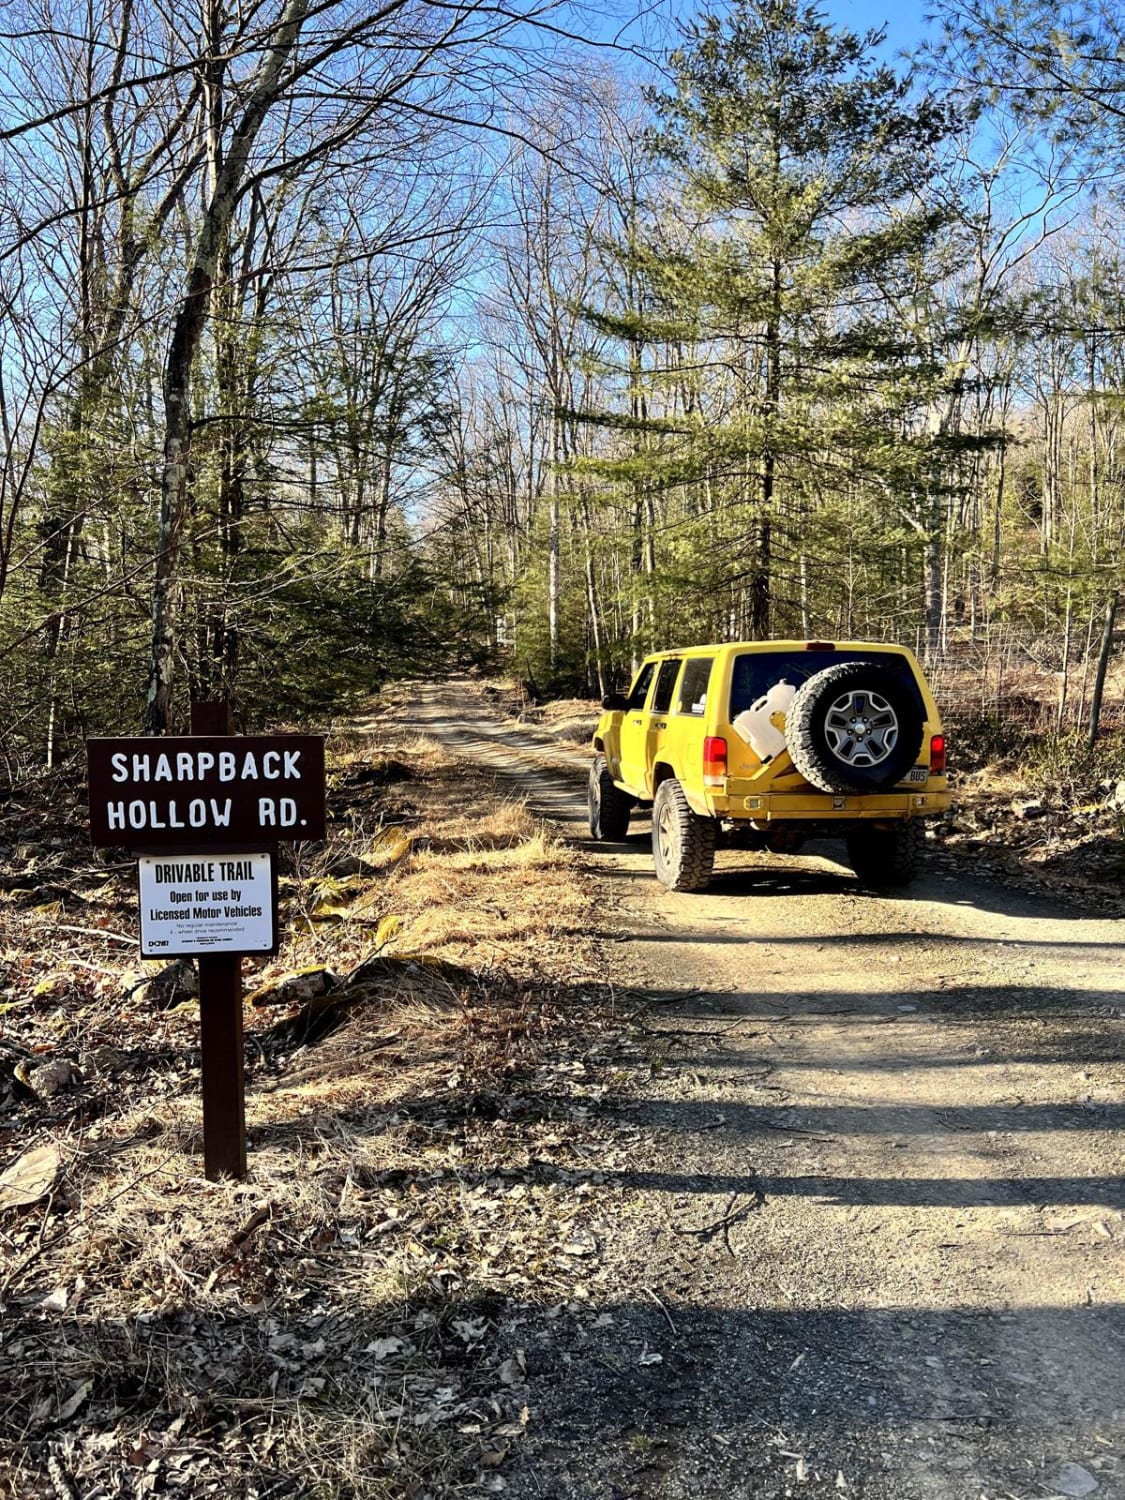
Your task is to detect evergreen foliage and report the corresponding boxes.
[0,0,1122,764]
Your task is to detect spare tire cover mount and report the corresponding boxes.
[786,660,924,794]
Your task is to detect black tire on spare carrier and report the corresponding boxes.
[846,819,926,888]
[786,660,924,794]
[588,754,633,841]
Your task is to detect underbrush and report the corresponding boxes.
[947,711,1125,794]
[954,708,1125,804]
[0,709,618,1499]
[938,714,1125,907]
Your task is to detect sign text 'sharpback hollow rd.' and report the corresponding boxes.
[86,734,326,847]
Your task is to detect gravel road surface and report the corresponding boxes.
[416,683,1125,1500]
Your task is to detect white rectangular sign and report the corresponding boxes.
[139,852,275,957]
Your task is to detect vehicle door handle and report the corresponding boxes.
[652,721,667,730]
[631,717,644,725]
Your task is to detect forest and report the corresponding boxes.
[4,7,1125,1494]
[1,0,1124,771]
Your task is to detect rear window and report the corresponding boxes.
[651,659,682,714]
[626,661,656,711]
[677,658,714,715]
[729,650,921,718]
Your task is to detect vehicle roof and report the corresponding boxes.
[639,640,916,661]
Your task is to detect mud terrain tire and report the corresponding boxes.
[846,820,925,888]
[652,778,717,892]
[787,661,924,794]
[588,755,633,841]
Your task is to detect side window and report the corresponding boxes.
[678,658,714,715]
[626,661,656,711]
[651,659,682,715]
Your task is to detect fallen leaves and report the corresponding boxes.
[1052,1461,1100,1498]
[367,1336,408,1359]
[55,1379,94,1423]
[557,1228,598,1258]
[0,1141,60,1209]
[496,1350,526,1386]
[0,721,610,1500]
[19,1057,82,1099]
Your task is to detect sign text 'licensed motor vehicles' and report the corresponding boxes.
[138,852,276,957]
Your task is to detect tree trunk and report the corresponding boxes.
[922,499,943,665]
[580,494,606,697]
[373,439,394,581]
[143,0,309,734]
[214,250,246,699]
[1057,586,1073,735]
[991,439,1005,587]
[145,344,196,734]
[753,261,782,639]
[1077,602,1098,728]
[547,412,560,670]
[1087,590,1118,752]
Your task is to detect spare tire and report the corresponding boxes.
[786,660,924,793]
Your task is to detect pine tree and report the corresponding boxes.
[586,0,960,639]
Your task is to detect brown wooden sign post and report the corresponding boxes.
[192,701,245,1181]
[87,708,326,1182]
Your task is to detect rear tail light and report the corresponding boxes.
[929,734,946,775]
[703,736,727,787]
[805,641,836,651]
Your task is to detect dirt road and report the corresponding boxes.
[416,683,1125,1500]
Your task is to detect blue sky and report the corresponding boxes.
[594,0,943,73]
[822,0,935,58]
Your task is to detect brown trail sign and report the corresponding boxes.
[86,733,325,845]
[86,705,327,1181]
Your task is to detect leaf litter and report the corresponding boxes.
[0,705,639,1499]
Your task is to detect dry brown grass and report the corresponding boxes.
[0,700,616,1499]
[532,699,600,748]
[472,679,598,752]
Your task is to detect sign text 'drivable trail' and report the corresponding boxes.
[139,851,275,958]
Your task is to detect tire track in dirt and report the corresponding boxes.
[415,681,1125,1500]
[414,685,591,831]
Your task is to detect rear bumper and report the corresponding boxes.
[708,786,952,820]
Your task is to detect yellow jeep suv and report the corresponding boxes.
[589,641,949,892]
